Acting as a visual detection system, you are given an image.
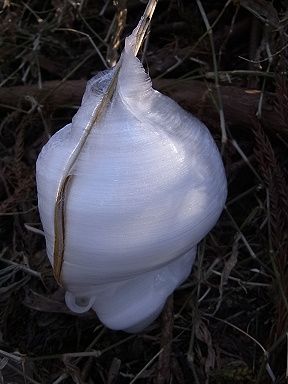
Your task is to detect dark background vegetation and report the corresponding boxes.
[0,0,288,383]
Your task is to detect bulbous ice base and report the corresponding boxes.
[65,247,196,332]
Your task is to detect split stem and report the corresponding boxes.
[53,0,158,285]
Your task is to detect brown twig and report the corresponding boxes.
[106,357,121,384]
[106,0,127,67]
[0,80,286,136]
[154,295,174,384]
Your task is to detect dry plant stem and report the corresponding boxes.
[253,120,288,341]
[256,27,272,119]
[256,331,288,382]
[155,0,232,81]
[231,137,262,182]
[56,28,108,69]
[205,314,276,382]
[196,0,227,149]
[186,245,204,384]
[132,0,158,56]
[239,0,287,38]
[30,335,135,362]
[0,257,41,279]
[106,0,127,67]
[50,327,106,384]
[53,0,158,284]
[78,12,107,46]
[249,18,262,71]
[224,207,257,260]
[130,350,163,384]
[106,357,121,384]
[218,2,240,66]
[54,58,122,284]
[154,295,174,384]
[40,51,95,106]
[6,362,40,384]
